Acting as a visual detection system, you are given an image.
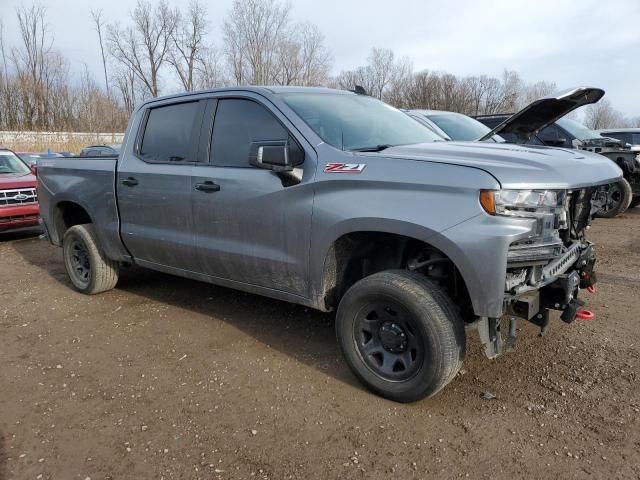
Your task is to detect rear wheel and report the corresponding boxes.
[629,195,640,209]
[595,178,632,218]
[336,270,465,403]
[63,224,119,294]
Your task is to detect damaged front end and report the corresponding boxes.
[477,187,600,358]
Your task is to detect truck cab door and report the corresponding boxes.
[117,100,205,272]
[191,96,315,297]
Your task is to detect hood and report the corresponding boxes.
[377,141,622,190]
[0,172,37,190]
[478,86,605,142]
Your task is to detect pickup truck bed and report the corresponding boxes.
[39,155,127,261]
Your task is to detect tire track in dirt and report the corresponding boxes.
[597,271,640,287]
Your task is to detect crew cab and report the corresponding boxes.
[0,148,39,233]
[38,87,622,402]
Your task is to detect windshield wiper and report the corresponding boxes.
[351,144,394,152]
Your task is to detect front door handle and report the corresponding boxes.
[195,181,221,193]
[121,177,139,187]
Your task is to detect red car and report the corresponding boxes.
[0,148,40,233]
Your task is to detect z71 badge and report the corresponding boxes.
[324,163,366,173]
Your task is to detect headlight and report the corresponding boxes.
[480,189,566,218]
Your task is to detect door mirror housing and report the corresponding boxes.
[250,140,304,172]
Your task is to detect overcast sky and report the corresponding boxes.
[1,0,638,117]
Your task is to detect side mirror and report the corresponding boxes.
[30,165,38,175]
[250,140,303,172]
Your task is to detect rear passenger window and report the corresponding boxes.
[140,102,200,162]
[211,99,288,167]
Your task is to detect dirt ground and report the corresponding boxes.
[1,209,639,480]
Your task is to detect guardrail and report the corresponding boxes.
[0,131,125,144]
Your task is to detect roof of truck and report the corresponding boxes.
[409,109,464,117]
[145,86,353,107]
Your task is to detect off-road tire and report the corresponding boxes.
[336,270,465,403]
[629,195,640,209]
[63,224,119,294]
[595,178,632,218]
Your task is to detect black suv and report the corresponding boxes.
[79,144,121,157]
[475,115,627,150]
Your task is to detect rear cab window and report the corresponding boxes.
[139,101,202,163]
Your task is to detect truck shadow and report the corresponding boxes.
[0,227,42,243]
[118,267,359,386]
[11,239,361,390]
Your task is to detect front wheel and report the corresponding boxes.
[595,178,632,218]
[336,270,465,403]
[63,224,119,294]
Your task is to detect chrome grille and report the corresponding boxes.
[0,188,38,208]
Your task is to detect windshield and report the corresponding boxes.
[556,118,601,141]
[280,93,442,150]
[427,113,499,141]
[0,150,31,175]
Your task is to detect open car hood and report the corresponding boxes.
[478,86,605,142]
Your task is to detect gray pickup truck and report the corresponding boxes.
[38,86,621,402]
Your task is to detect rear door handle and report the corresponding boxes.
[121,177,139,187]
[195,181,221,193]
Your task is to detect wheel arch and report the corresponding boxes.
[51,200,94,245]
[311,219,478,318]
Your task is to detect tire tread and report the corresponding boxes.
[336,269,465,402]
[63,224,119,294]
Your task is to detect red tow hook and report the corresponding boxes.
[587,285,597,294]
[576,309,595,321]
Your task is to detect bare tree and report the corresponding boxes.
[194,46,227,89]
[0,22,18,129]
[223,0,291,85]
[113,67,140,114]
[168,0,207,91]
[584,98,626,130]
[335,66,375,95]
[91,10,110,97]
[367,48,395,100]
[336,48,408,100]
[385,56,412,103]
[500,69,522,112]
[275,22,331,86]
[91,9,118,132]
[107,0,177,97]
[12,4,53,129]
[519,80,556,107]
